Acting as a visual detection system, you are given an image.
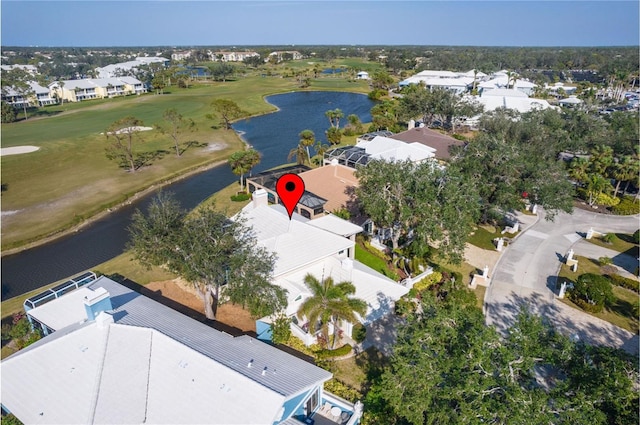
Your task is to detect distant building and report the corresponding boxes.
[94,57,169,78]
[1,64,38,74]
[2,81,56,107]
[268,51,304,62]
[356,71,369,80]
[171,50,193,61]
[211,51,259,62]
[49,77,146,102]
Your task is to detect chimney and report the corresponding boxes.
[341,258,353,271]
[95,311,114,329]
[408,119,415,130]
[252,189,268,208]
[83,287,112,321]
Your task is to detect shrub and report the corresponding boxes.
[394,298,416,316]
[352,323,367,343]
[607,274,640,293]
[612,196,640,215]
[324,378,362,403]
[412,271,443,292]
[315,344,352,359]
[569,273,615,313]
[633,229,640,244]
[598,256,613,266]
[230,192,251,202]
[270,314,292,345]
[594,192,620,207]
[601,233,617,244]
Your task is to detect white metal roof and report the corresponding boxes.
[241,204,354,277]
[307,214,363,237]
[27,287,95,331]
[276,255,409,324]
[356,136,435,163]
[469,94,556,114]
[1,322,286,424]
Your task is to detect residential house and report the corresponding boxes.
[544,82,578,97]
[466,88,556,116]
[50,77,145,102]
[390,124,465,161]
[7,274,363,424]
[212,51,260,62]
[242,191,410,346]
[171,50,193,61]
[398,69,486,93]
[479,73,537,96]
[324,134,436,169]
[268,51,304,62]
[1,81,55,107]
[0,64,38,74]
[95,56,168,78]
[558,96,583,108]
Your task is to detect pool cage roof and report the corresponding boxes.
[358,131,394,142]
[325,146,371,168]
[246,164,326,210]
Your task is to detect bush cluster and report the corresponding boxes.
[315,344,352,359]
[412,271,443,292]
[607,274,640,293]
[569,273,615,313]
[352,323,367,343]
[323,378,362,403]
[612,196,640,215]
[230,192,251,202]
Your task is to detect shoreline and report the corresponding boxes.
[1,158,229,257]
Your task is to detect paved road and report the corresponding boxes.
[485,208,639,355]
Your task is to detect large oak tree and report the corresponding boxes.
[128,192,286,320]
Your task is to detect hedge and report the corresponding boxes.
[315,344,353,359]
[607,274,640,293]
[612,196,640,215]
[230,192,251,202]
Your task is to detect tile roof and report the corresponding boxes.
[389,127,465,160]
[299,164,360,213]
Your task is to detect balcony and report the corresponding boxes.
[287,393,363,425]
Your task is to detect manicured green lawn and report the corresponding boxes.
[1,75,370,249]
[586,233,639,258]
[354,243,398,280]
[558,256,639,334]
[467,225,515,251]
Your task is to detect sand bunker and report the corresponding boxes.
[0,146,40,156]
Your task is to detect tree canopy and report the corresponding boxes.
[105,116,145,172]
[356,159,479,262]
[364,281,639,425]
[210,98,246,130]
[128,192,286,320]
[228,148,261,188]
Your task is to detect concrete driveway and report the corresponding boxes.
[485,208,639,355]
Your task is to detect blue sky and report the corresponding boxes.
[2,1,638,47]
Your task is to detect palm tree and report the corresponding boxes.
[298,130,315,163]
[229,150,259,189]
[589,145,614,176]
[618,155,640,195]
[297,274,367,349]
[288,143,309,165]
[585,174,611,206]
[568,157,590,185]
[313,141,330,165]
[58,81,65,105]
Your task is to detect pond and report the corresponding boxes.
[1,91,374,299]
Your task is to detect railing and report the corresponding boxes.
[23,271,98,311]
[400,267,434,288]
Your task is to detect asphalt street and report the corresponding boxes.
[485,208,639,355]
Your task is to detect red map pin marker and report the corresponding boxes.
[276,173,305,220]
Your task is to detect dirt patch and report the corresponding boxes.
[146,279,256,332]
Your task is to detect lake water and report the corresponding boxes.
[1,91,374,299]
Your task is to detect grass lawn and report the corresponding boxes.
[1,76,369,250]
[198,181,252,216]
[354,243,398,280]
[586,233,639,258]
[467,225,515,251]
[331,346,387,393]
[558,256,639,334]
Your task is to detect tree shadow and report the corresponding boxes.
[107,273,248,337]
[485,287,639,355]
[134,149,170,170]
[179,140,208,156]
